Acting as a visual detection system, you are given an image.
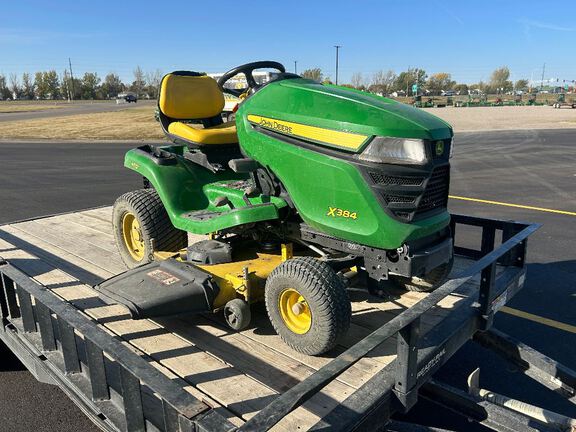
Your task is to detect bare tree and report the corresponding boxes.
[145,69,163,99]
[9,73,20,99]
[350,72,365,89]
[22,72,34,99]
[369,70,396,95]
[132,66,145,97]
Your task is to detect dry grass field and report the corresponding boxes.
[423,105,576,132]
[0,104,574,140]
[0,106,163,140]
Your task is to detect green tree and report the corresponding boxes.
[489,66,512,93]
[0,75,11,99]
[22,72,34,99]
[394,68,427,95]
[81,72,101,99]
[426,72,455,95]
[301,68,323,82]
[101,73,124,98]
[43,70,60,99]
[514,79,529,92]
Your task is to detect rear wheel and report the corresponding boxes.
[265,257,351,355]
[389,259,453,292]
[113,189,187,268]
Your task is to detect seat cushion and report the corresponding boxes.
[168,121,238,145]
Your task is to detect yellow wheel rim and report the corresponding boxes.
[279,288,311,334]
[122,212,145,261]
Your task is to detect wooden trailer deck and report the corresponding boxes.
[0,207,483,430]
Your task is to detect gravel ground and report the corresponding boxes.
[422,105,576,132]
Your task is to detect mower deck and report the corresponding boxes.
[0,206,489,430]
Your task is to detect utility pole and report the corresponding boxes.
[334,45,342,85]
[540,63,546,92]
[68,57,75,101]
[294,60,298,74]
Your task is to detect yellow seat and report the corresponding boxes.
[168,121,237,145]
[159,72,237,145]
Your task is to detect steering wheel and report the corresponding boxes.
[217,61,286,97]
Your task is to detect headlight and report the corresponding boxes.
[449,137,454,158]
[356,137,427,165]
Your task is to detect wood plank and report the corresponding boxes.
[31,216,117,252]
[0,226,114,284]
[7,221,125,275]
[0,234,344,430]
[48,211,117,236]
[163,316,355,411]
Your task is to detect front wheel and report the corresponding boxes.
[389,259,454,292]
[112,189,187,268]
[265,257,351,355]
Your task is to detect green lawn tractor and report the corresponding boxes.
[97,61,455,356]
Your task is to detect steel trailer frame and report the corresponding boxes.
[3,213,574,432]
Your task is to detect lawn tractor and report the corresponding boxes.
[97,61,455,355]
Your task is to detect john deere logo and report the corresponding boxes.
[435,141,444,156]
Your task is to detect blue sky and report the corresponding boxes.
[1,0,575,85]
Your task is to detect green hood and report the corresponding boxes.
[241,78,452,145]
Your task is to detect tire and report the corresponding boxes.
[389,259,454,292]
[265,257,351,355]
[224,299,251,331]
[112,189,187,268]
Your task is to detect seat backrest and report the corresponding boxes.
[159,72,225,120]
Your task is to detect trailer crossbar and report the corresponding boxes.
[0,259,235,432]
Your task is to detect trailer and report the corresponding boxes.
[1,207,574,431]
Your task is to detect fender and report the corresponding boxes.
[124,145,288,235]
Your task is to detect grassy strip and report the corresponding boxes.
[0,107,164,140]
[0,104,67,113]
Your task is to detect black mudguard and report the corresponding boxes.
[95,259,219,319]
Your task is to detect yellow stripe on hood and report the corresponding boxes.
[247,114,369,150]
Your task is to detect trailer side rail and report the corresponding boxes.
[0,259,234,432]
[238,214,540,431]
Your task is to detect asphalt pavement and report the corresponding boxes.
[0,130,575,431]
[0,100,155,123]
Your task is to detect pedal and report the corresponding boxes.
[242,185,261,206]
[229,158,258,173]
[214,196,235,209]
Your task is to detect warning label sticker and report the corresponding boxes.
[147,269,180,286]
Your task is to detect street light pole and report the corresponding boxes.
[294,60,297,74]
[334,45,342,85]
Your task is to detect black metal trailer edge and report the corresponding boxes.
[1,214,575,432]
